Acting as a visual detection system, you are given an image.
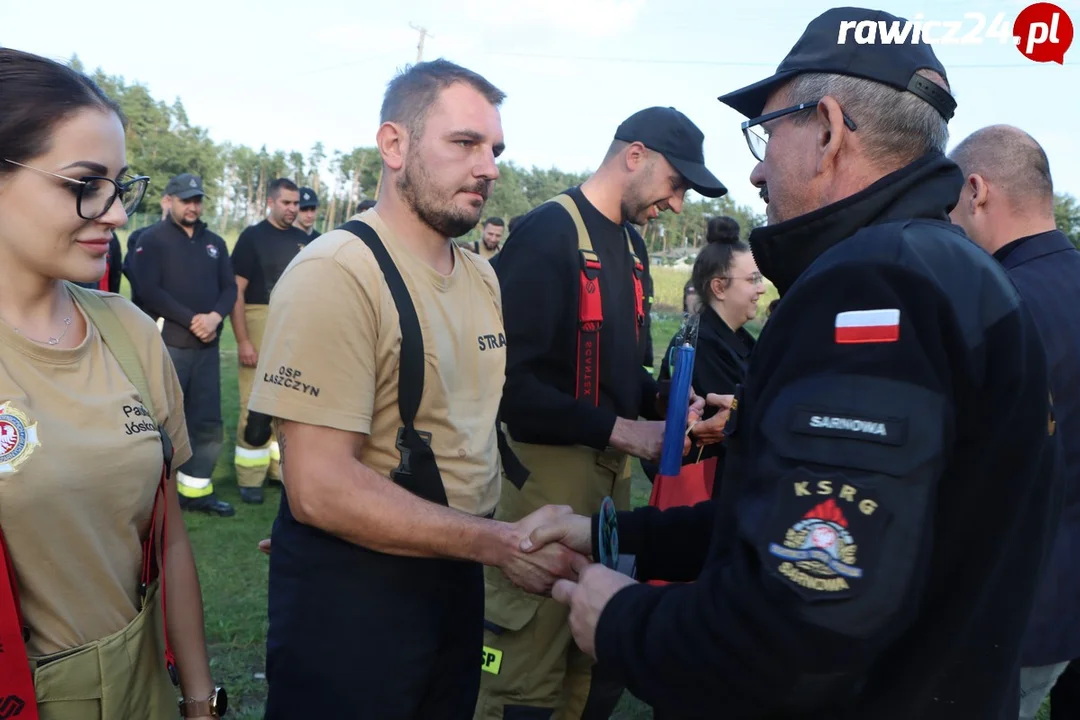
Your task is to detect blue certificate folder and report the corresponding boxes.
[659,342,696,477]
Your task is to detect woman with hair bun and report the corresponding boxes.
[0,49,220,719]
[652,215,764,507]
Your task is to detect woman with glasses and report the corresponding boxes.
[0,49,221,719]
[652,216,764,511]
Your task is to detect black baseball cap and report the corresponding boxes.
[614,107,727,199]
[298,187,318,209]
[164,173,205,200]
[718,7,955,122]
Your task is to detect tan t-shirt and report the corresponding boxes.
[0,291,191,657]
[248,210,506,516]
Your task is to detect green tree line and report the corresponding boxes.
[73,56,1080,251]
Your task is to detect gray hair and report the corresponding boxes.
[784,69,951,170]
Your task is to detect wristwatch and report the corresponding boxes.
[179,687,228,718]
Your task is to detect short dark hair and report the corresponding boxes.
[358,199,377,212]
[269,178,299,200]
[508,215,525,234]
[950,124,1054,210]
[484,217,504,228]
[0,49,124,177]
[380,58,506,141]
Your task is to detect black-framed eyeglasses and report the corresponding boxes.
[3,159,150,220]
[740,100,858,163]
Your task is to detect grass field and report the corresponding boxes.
[122,251,1047,718]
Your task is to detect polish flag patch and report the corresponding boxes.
[834,309,900,344]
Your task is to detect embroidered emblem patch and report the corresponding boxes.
[0,402,40,475]
[769,499,862,592]
[765,471,885,600]
[206,244,219,258]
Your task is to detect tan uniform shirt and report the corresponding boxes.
[0,292,191,657]
[248,210,506,516]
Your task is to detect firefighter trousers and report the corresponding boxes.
[234,304,279,488]
[475,439,631,720]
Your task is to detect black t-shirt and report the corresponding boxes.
[496,186,659,450]
[231,220,313,304]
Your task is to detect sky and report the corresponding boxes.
[5,0,1079,215]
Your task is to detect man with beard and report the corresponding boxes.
[229,177,311,505]
[474,106,727,720]
[247,58,583,719]
[522,8,1059,719]
[132,172,237,516]
[466,216,505,262]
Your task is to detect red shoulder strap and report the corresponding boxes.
[0,525,37,719]
[142,448,178,686]
[576,249,603,406]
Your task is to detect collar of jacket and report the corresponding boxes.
[749,151,964,297]
[701,304,753,359]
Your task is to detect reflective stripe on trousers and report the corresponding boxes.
[176,470,214,499]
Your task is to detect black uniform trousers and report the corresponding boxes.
[264,498,485,720]
[166,344,223,481]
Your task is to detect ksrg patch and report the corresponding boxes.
[764,470,886,601]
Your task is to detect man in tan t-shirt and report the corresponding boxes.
[464,216,504,263]
[248,59,584,720]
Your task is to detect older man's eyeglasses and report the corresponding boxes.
[3,159,149,220]
[740,100,858,163]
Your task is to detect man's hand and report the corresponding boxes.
[520,510,591,556]
[552,559,637,659]
[238,339,259,367]
[610,418,665,462]
[688,393,734,446]
[499,505,586,595]
[258,538,271,555]
[190,313,222,343]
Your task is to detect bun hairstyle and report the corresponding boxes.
[0,49,123,177]
[692,216,750,307]
[706,216,741,245]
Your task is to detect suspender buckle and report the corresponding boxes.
[391,426,432,479]
[579,249,601,280]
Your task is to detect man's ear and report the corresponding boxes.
[624,142,648,172]
[377,121,408,172]
[967,173,990,213]
[815,95,848,175]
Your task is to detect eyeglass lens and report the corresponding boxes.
[80,177,148,219]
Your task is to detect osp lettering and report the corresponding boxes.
[263,366,321,397]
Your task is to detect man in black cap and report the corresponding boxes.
[133,172,238,517]
[294,186,321,239]
[474,106,725,720]
[522,7,1060,719]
